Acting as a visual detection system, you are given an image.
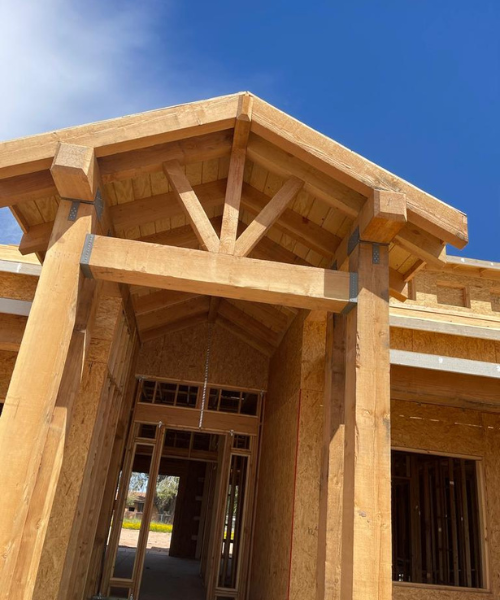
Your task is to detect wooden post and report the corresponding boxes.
[317,314,346,600]
[0,143,100,599]
[30,292,124,600]
[340,242,392,600]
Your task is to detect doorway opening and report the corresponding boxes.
[101,380,262,600]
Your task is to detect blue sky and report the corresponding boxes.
[0,0,498,260]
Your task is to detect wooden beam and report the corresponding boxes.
[234,177,303,257]
[241,183,341,258]
[99,130,233,183]
[391,365,500,412]
[141,313,207,343]
[390,349,500,379]
[341,242,392,600]
[390,304,500,342]
[137,295,210,332]
[0,171,56,207]
[218,299,280,347]
[163,160,220,252]
[251,95,468,248]
[0,313,26,351]
[402,259,426,282]
[208,296,221,323]
[333,191,407,271]
[133,289,199,315]
[19,222,53,256]
[395,224,447,267]
[51,144,98,201]
[317,314,346,600]
[0,93,240,181]
[389,269,409,302]
[0,144,99,599]
[216,315,275,356]
[247,133,365,217]
[83,235,356,313]
[219,93,253,254]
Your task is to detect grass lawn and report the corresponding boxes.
[122,519,173,533]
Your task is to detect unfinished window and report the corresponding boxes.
[392,450,484,588]
[436,283,469,308]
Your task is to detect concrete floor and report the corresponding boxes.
[113,546,205,600]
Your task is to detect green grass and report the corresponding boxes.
[122,519,173,533]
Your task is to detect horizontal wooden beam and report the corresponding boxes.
[390,306,500,342]
[81,235,356,313]
[99,130,233,183]
[390,349,500,379]
[0,171,56,208]
[391,365,500,412]
[0,93,240,181]
[134,402,259,436]
[251,95,468,248]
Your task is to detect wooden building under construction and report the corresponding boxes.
[0,92,498,600]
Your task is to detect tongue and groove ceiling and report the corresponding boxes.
[0,92,468,355]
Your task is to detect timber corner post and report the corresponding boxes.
[341,239,392,600]
[0,141,102,600]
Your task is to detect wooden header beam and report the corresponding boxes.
[80,235,356,313]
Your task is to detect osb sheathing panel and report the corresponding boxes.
[402,269,500,316]
[250,314,303,600]
[0,271,38,301]
[0,350,16,400]
[137,322,269,390]
[391,328,500,362]
[392,400,500,599]
[250,312,327,600]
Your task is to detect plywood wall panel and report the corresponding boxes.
[137,322,269,390]
[0,272,38,301]
[0,350,16,400]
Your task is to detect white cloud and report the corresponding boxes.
[0,0,245,243]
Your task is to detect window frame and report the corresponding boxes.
[391,446,490,593]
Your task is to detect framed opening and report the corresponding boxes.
[391,448,487,590]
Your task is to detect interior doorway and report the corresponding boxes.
[101,380,262,600]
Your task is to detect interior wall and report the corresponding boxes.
[137,322,269,390]
[250,311,327,600]
[392,400,500,600]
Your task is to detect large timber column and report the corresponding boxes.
[0,143,100,600]
[341,241,392,600]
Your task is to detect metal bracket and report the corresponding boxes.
[80,234,95,279]
[341,272,358,315]
[62,188,103,221]
[67,201,80,221]
[94,189,104,221]
[347,227,360,256]
[372,243,380,264]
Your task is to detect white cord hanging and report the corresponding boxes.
[198,322,214,429]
